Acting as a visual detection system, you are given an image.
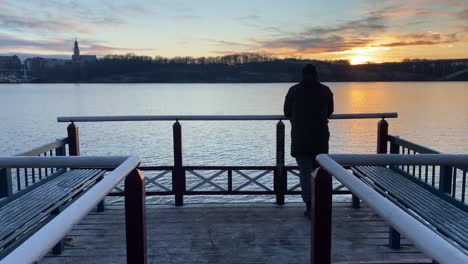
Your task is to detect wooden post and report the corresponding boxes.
[275,120,286,205]
[359,119,388,207]
[351,195,360,209]
[383,126,402,249]
[389,140,399,155]
[173,121,185,206]
[56,144,66,156]
[125,169,147,264]
[439,166,453,194]
[377,118,388,154]
[310,168,332,264]
[352,119,389,209]
[97,175,106,213]
[55,142,67,182]
[67,122,80,156]
[389,226,401,249]
[52,206,65,255]
[0,168,12,199]
[353,138,399,210]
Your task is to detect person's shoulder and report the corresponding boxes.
[319,83,330,90]
[290,83,302,89]
[319,83,333,95]
[287,83,301,93]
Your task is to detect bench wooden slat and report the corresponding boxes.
[0,170,99,230]
[0,169,104,255]
[0,169,102,235]
[358,167,468,247]
[357,166,468,227]
[356,166,468,249]
[371,168,468,246]
[371,167,468,227]
[359,166,468,222]
[354,166,468,251]
[0,171,101,244]
[0,171,87,222]
[0,169,103,253]
[362,166,468,228]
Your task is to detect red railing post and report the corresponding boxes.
[354,118,389,208]
[310,168,332,264]
[352,119,389,208]
[439,166,453,194]
[0,168,12,199]
[125,169,147,264]
[377,118,388,154]
[173,121,185,206]
[275,120,286,205]
[67,122,106,210]
[67,122,80,156]
[377,119,402,249]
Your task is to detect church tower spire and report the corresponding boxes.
[72,39,80,63]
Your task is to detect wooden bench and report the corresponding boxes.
[351,165,468,252]
[0,168,105,259]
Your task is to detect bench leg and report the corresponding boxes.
[52,207,65,255]
[389,226,401,249]
[351,194,360,209]
[53,240,65,255]
[96,176,106,212]
[97,199,106,212]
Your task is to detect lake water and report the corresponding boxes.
[0,82,467,203]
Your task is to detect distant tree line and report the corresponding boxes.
[28,53,468,83]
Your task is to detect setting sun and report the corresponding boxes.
[350,55,372,65]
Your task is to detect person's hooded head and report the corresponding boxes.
[302,64,319,86]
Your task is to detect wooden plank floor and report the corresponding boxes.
[41,202,428,264]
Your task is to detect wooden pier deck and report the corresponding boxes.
[40,201,428,264]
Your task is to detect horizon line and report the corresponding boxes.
[2,52,468,65]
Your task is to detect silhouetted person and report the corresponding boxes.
[283,64,334,218]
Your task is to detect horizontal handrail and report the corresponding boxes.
[16,138,68,156]
[324,154,468,166]
[388,135,439,154]
[57,113,398,122]
[0,138,69,197]
[316,154,468,264]
[0,156,132,168]
[1,155,141,264]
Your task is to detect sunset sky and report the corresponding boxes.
[0,0,467,63]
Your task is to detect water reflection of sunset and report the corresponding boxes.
[327,82,468,155]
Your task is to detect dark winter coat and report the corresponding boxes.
[283,81,334,157]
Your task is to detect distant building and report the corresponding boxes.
[24,57,44,72]
[72,40,80,62]
[24,57,68,71]
[43,58,68,68]
[0,55,21,73]
[72,40,97,63]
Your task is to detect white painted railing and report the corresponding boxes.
[57,112,398,122]
[316,154,468,264]
[1,155,142,264]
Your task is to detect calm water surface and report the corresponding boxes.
[0,83,467,203]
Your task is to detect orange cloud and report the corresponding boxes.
[379,32,459,47]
